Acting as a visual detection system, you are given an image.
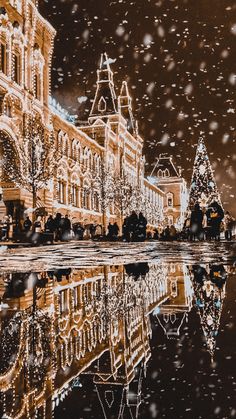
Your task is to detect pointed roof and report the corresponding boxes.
[118,81,135,133]
[90,53,118,118]
[151,154,180,179]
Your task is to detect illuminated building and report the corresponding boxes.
[0,1,165,229]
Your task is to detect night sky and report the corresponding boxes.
[39,0,236,212]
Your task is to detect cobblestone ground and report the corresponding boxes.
[0,240,235,272]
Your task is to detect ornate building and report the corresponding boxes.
[0,1,165,229]
[149,154,188,228]
[0,263,170,418]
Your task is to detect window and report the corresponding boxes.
[0,43,7,74]
[34,73,41,100]
[59,290,68,314]
[83,184,90,209]
[98,96,106,112]
[164,169,170,177]
[157,169,163,178]
[167,193,173,207]
[12,52,21,84]
[58,180,66,204]
[72,184,79,207]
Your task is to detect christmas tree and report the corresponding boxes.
[188,137,222,208]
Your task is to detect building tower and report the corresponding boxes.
[89,53,118,121]
[118,81,135,134]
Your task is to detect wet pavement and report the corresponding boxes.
[0,240,235,272]
[0,242,235,418]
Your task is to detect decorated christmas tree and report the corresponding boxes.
[188,137,222,208]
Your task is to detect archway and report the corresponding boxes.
[0,130,24,224]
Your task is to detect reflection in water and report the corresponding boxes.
[0,262,233,418]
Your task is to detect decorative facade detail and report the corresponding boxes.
[150,154,188,228]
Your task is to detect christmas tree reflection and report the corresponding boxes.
[191,264,227,361]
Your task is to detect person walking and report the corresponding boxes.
[24,216,32,232]
[209,201,224,241]
[190,203,203,241]
[128,211,139,241]
[112,222,119,240]
[122,216,130,242]
[62,214,71,241]
[89,224,97,240]
[137,212,147,241]
[54,213,63,241]
[224,211,235,241]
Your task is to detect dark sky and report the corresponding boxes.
[39,0,236,211]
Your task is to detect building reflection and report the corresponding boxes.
[0,262,230,418]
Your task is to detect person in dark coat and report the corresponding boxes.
[190,203,203,240]
[45,215,55,233]
[128,211,139,241]
[89,224,97,240]
[137,212,147,241]
[112,222,119,240]
[23,216,32,232]
[62,215,71,241]
[54,213,62,241]
[122,216,130,242]
[209,201,224,241]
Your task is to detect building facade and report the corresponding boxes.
[0,1,166,230]
[149,154,188,228]
[0,262,179,418]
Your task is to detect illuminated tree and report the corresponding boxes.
[90,158,114,233]
[188,137,222,208]
[2,113,56,219]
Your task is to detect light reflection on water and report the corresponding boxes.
[0,262,235,419]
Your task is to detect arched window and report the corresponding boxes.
[83,179,90,210]
[71,175,80,207]
[34,72,41,101]
[98,96,106,112]
[62,135,70,157]
[72,140,77,161]
[0,42,7,74]
[12,51,21,84]
[157,169,163,178]
[3,96,12,117]
[167,192,174,208]
[57,167,67,204]
[164,169,170,177]
[57,131,64,154]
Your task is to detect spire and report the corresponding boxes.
[118,81,135,133]
[90,53,117,118]
[188,137,222,208]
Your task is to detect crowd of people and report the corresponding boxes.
[183,201,235,241]
[0,201,234,243]
[123,211,148,242]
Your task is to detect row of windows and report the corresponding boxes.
[157,169,170,178]
[0,41,42,100]
[0,43,21,84]
[58,136,102,170]
[57,181,100,212]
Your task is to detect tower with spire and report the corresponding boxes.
[118,81,135,134]
[89,53,118,121]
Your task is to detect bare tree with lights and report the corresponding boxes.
[2,113,56,220]
[90,157,115,234]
